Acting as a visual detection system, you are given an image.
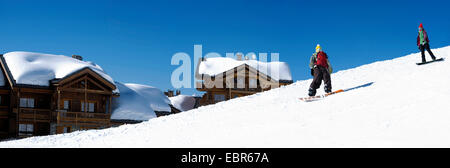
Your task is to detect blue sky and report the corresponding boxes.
[1,0,449,95]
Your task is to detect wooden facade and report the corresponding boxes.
[0,88,10,139]
[196,62,292,106]
[0,54,118,139]
[50,68,116,135]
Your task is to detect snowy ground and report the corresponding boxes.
[1,46,450,147]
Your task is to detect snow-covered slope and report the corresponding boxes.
[2,46,450,147]
[111,82,171,121]
[2,51,115,86]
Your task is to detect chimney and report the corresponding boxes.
[236,53,243,61]
[176,90,181,96]
[72,55,83,61]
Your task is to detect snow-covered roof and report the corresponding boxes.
[2,51,115,87]
[197,57,292,81]
[169,95,197,111]
[111,82,171,121]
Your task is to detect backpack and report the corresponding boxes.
[315,51,329,69]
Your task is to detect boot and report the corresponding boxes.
[308,88,316,96]
[324,84,332,93]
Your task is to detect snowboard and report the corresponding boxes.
[299,89,344,102]
[416,58,444,65]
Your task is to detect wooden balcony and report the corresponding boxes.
[196,81,263,92]
[14,108,52,122]
[54,111,110,126]
[13,108,111,127]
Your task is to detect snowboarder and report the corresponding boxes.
[417,23,436,63]
[308,44,333,96]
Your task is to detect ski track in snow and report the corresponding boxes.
[1,46,450,147]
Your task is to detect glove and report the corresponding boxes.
[310,69,314,76]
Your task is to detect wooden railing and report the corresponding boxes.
[196,81,262,91]
[14,108,52,122]
[14,108,111,126]
[54,111,110,126]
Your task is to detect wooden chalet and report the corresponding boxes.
[195,57,293,106]
[0,53,117,139]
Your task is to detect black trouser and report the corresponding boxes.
[310,66,331,91]
[419,43,436,62]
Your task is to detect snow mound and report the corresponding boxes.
[1,46,450,147]
[198,57,292,81]
[169,95,197,111]
[2,51,115,86]
[111,82,171,121]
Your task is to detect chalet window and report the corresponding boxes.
[214,94,225,103]
[236,78,245,89]
[63,127,71,133]
[105,99,109,114]
[19,124,34,136]
[249,79,257,89]
[20,98,35,108]
[89,103,95,112]
[63,100,71,110]
[81,102,96,112]
[80,81,86,88]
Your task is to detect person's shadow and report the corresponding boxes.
[343,82,374,92]
[303,82,374,102]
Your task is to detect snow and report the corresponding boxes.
[2,51,115,87]
[169,95,197,111]
[198,57,292,81]
[111,82,171,121]
[1,46,450,147]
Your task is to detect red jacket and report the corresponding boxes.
[417,29,430,46]
[315,51,329,69]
